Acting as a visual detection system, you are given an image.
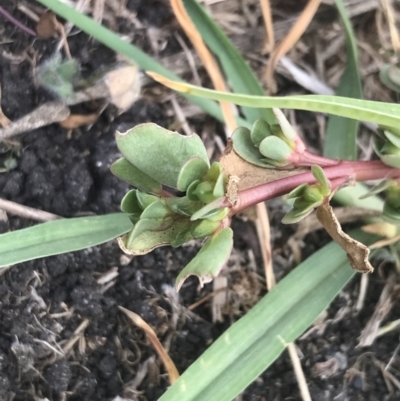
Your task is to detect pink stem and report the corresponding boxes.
[0,6,37,37]
[229,160,400,214]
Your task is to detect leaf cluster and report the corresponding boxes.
[282,166,331,223]
[375,126,400,168]
[232,118,296,168]
[111,123,232,289]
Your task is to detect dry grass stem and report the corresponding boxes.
[287,342,313,401]
[259,0,275,53]
[62,319,89,354]
[174,32,202,86]
[0,198,60,222]
[0,85,11,128]
[355,273,369,311]
[358,273,395,347]
[119,306,180,384]
[263,0,323,92]
[169,95,192,136]
[170,0,237,134]
[256,203,275,290]
[379,0,400,53]
[188,286,227,310]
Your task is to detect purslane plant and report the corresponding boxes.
[112,109,400,289]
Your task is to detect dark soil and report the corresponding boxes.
[0,1,400,401]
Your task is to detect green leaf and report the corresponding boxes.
[166,197,203,216]
[0,214,132,268]
[324,0,362,160]
[334,183,384,211]
[190,219,221,238]
[190,197,227,221]
[311,165,331,196]
[37,54,81,101]
[182,0,275,124]
[213,172,226,197]
[134,192,158,212]
[384,130,400,148]
[34,0,251,129]
[287,183,307,199]
[177,157,210,191]
[250,119,271,146]
[259,136,292,162]
[175,227,233,291]
[359,180,392,199]
[116,123,209,189]
[383,203,400,224]
[159,81,400,129]
[111,157,163,194]
[121,189,141,214]
[380,64,400,93]
[388,64,400,86]
[232,127,272,168]
[159,230,377,401]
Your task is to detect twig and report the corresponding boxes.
[0,102,70,140]
[0,198,60,222]
[0,5,37,36]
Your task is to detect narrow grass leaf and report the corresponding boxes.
[324,0,362,160]
[0,214,132,268]
[158,230,376,401]
[148,75,400,128]
[183,0,275,124]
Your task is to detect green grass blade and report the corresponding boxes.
[324,0,363,160]
[0,213,132,267]
[183,0,275,124]
[162,81,400,127]
[35,0,250,128]
[158,230,376,401]
[334,183,383,211]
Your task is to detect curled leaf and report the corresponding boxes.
[316,201,373,273]
[175,227,233,291]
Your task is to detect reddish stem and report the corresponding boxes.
[0,6,37,37]
[229,160,400,214]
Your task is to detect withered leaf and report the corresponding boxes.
[36,11,61,39]
[60,113,98,129]
[316,201,373,273]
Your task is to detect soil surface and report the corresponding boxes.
[0,1,400,401]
